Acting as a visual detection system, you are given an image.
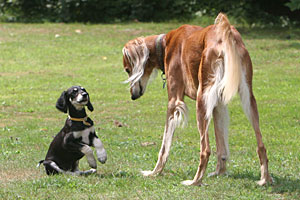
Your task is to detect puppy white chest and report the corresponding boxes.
[73,126,95,144]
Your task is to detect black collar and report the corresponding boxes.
[155,34,166,74]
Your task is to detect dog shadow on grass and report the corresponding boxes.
[230,172,300,195]
[91,170,134,179]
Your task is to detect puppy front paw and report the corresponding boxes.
[97,149,107,164]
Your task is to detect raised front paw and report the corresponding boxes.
[97,149,107,164]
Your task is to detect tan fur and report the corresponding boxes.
[122,13,272,186]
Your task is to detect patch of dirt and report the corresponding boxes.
[0,168,41,184]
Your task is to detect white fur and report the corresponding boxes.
[172,100,189,128]
[122,37,150,88]
[93,137,107,163]
[203,59,224,119]
[81,145,97,168]
[70,94,88,110]
[73,126,95,144]
[73,126,102,168]
[239,70,251,123]
[163,101,188,160]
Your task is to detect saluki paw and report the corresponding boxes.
[141,170,155,177]
[208,171,226,177]
[208,171,219,177]
[181,180,205,186]
[257,176,273,186]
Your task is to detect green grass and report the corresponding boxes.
[0,19,299,199]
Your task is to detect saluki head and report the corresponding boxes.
[122,37,158,100]
[56,86,94,114]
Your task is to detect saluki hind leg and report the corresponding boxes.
[182,92,211,186]
[141,99,188,176]
[209,103,229,177]
[239,78,273,185]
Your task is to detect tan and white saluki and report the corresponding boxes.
[122,13,272,186]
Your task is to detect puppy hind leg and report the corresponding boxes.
[71,160,97,175]
[79,169,97,175]
[42,160,66,175]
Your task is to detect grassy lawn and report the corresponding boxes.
[0,19,299,199]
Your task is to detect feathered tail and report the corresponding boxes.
[215,13,242,104]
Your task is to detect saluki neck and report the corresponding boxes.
[155,34,166,74]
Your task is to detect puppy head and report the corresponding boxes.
[56,86,94,113]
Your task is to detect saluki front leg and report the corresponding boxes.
[209,103,230,177]
[141,99,188,176]
[240,80,273,185]
[182,96,211,186]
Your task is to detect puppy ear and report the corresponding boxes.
[56,91,68,113]
[87,100,94,112]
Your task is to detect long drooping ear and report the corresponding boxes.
[122,37,149,87]
[56,91,68,113]
[87,99,94,112]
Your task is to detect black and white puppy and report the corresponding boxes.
[38,86,107,175]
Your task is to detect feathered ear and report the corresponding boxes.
[122,37,149,87]
[87,100,94,112]
[56,91,68,113]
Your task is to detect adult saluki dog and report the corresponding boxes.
[122,13,272,186]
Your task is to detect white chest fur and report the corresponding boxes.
[73,126,95,144]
